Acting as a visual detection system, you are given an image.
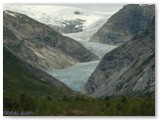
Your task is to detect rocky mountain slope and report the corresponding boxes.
[3,45,73,97]
[85,16,155,98]
[4,5,111,34]
[89,4,155,45]
[3,10,98,70]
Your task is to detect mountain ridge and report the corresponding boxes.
[3,45,74,96]
[85,16,155,98]
[3,10,98,70]
[89,4,155,45]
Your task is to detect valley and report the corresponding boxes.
[3,4,155,116]
[3,6,118,92]
[47,60,100,92]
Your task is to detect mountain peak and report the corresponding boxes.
[3,10,98,70]
[89,4,155,45]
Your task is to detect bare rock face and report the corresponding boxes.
[3,10,98,70]
[85,16,155,98]
[89,4,155,45]
[4,46,72,89]
[50,19,85,34]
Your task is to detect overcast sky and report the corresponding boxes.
[55,4,125,13]
[4,4,125,13]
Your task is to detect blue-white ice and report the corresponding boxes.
[80,41,117,59]
[47,60,100,92]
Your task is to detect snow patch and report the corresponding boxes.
[62,24,66,27]
[75,25,80,28]
[5,11,17,17]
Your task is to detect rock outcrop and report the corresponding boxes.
[3,45,73,92]
[3,10,98,70]
[86,16,155,98]
[89,4,155,45]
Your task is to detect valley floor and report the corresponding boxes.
[4,91,155,116]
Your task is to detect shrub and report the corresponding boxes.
[121,96,127,103]
[116,103,123,111]
[20,93,37,111]
[106,102,110,108]
[3,97,19,111]
[62,95,69,101]
[46,96,52,101]
[104,96,110,101]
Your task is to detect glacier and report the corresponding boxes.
[47,61,100,92]
[4,5,118,92]
[3,5,111,32]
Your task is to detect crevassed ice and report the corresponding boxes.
[47,61,100,92]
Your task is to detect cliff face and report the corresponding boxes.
[3,10,98,70]
[89,4,155,45]
[3,46,74,95]
[85,17,155,98]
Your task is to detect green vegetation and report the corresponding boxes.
[3,47,155,116]
[4,92,155,116]
[3,47,72,98]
